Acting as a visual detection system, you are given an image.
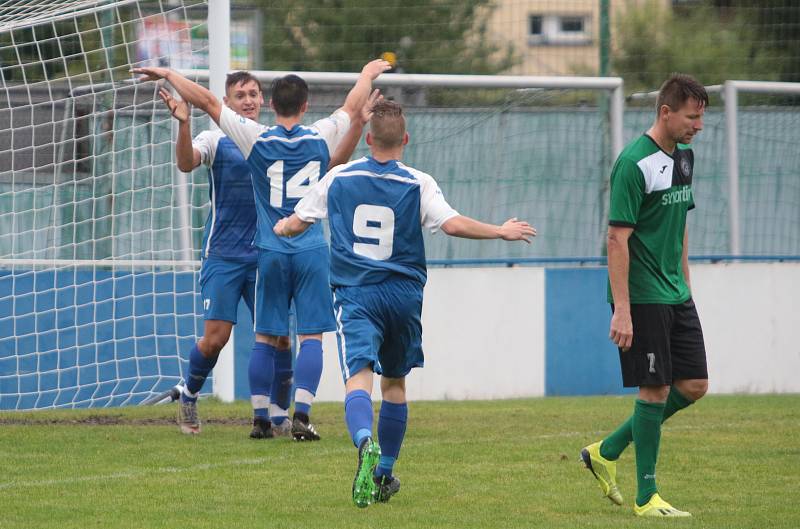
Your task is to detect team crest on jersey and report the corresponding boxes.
[679,157,691,178]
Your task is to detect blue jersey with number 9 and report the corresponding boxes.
[294,156,459,287]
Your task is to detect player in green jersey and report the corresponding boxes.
[581,74,709,517]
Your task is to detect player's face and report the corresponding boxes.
[667,97,705,144]
[226,80,263,120]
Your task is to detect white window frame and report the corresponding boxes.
[528,14,592,46]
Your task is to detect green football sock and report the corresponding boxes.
[600,386,694,461]
[600,416,632,461]
[662,385,694,422]
[632,399,666,507]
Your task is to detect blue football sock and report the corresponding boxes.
[294,339,323,416]
[376,400,408,478]
[344,389,373,448]
[182,344,217,402]
[271,346,293,417]
[249,342,275,420]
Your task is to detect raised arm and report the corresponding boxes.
[158,88,201,172]
[132,67,223,124]
[339,59,392,122]
[441,216,536,242]
[328,89,382,169]
[607,225,634,351]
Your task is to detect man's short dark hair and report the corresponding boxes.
[270,74,309,117]
[225,71,262,94]
[656,74,709,113]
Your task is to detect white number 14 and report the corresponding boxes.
[268,160,321,208]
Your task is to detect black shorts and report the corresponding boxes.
[613,299,708,388]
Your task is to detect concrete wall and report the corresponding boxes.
[230,262,800,402]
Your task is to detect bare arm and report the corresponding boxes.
[328,89,382,169]
[274,214,312,238]
[440,216,536,243]
[159,88,200,172]
[132,67,222,124]
[607,225,634,350]
[339,60,392,122]
[682,224,691,293]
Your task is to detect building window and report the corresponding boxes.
[529,15,543,37]
[528,14,592,46]
[560,17,584,33]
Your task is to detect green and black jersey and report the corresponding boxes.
[607,134,695,304]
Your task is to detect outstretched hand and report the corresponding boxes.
[158,88,190,123]
[361,59,392,80]
[498,218,537,243]
[131,66,171,82]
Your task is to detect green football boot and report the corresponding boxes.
[352,437,381,508]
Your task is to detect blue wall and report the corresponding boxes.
[545,268,634,396]
[0,270,199,409]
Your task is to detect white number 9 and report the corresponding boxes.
[352,204,394,260]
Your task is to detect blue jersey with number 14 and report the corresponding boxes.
[218,105,351,253]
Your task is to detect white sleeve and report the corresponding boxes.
[417,171,459,232]
[192,130,222,167]
[218,105,267,159]
[294,166,341,222]
[311,109,351,155]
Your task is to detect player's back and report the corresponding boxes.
[248,124,331,252]
[326,157,436,287]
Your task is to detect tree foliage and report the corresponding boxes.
[254,0,517,74]
[613,0,778,92]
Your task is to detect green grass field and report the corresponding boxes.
[1,394,798,529]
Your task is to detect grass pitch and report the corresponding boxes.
[1,394,798,529]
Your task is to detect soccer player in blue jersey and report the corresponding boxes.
[157,71,294,437]
[273,100,537,507]
[134,59,391,440]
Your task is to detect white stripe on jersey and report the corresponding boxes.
[204,166,217,258]
[256,134,326,145]
[334,169,418,186]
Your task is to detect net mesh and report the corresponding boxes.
[0,0,208,409]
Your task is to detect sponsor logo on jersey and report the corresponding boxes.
[659,164,668,174]
[661,186,692,206]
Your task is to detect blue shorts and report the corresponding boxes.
[255,245,336,336]
[199,256,256,323]
[332,278,424,381]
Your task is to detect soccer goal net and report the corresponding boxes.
[0,0,209,409]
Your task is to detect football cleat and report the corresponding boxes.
[373,474,401,503]
[352,438,380,508]
[580,441,623,505]
[271,418,292,437]
[291,416,321,441]
[177,399,200,435]
[249,417,274,439]
[634,493,692,517]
